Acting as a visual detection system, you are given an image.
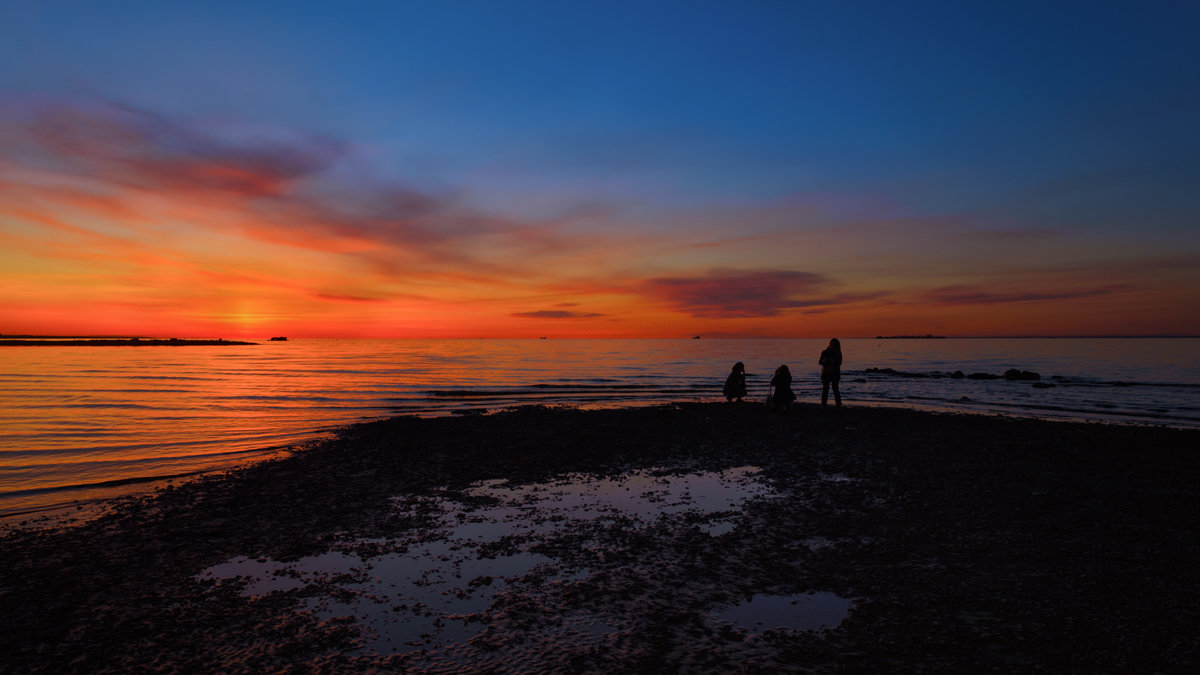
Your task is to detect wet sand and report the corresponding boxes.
[1,403,1197,672]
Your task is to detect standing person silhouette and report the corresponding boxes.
[723,362,747,402]
[768,365,796,410]
[819,338,843,407]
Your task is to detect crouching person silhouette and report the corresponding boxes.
[723,362,747,402]
[767,364,796,410]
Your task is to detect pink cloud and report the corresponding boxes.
[924,284,1127,305]
[637,269,887,318]
[0,95,604,279]
[12,98,342,198]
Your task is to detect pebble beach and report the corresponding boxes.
[2,403,1197,672]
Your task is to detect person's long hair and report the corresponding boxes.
[827,338,841,355]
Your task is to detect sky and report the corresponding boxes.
[1,0,1198,338]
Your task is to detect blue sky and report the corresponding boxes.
[6,1,1195,210]
[2,1,1198,336]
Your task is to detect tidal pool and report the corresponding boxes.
[198,465,777,657]
[452,465,772,537]
[713,592,854,633]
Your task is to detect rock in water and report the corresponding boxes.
[1004,369,1041,381]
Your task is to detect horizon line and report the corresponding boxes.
[6,333,1199,340]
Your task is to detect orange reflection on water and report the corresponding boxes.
[3,337,1198,519]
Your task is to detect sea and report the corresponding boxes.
[2,337,1198,518]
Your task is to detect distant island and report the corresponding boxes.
[874,335,946,339]
[0,337,257,346]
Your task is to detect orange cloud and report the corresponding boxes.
[2,95,1197,338]
[3,97,605,280]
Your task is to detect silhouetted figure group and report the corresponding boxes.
[723,338,844,409]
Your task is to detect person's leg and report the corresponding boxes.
[821,380,829,406]
[833,380,842,407]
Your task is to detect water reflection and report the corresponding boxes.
[5,337,1198,517]
[713,592,853,633]
[198,465,775,656]
[455,465,770,536]
[201,543,561,651]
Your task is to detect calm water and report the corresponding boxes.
[2,338,1198,517]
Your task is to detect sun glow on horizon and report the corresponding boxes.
[3,3,1199,340]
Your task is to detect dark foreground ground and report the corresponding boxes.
[1,403,1197,673]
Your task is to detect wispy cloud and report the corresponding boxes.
[684,233,772,249]
[312,292,388,303]
[0,95,602,281]
[8,96,343,197]
[636,268,886,318]
[3,95,1191,337]
[923,284,1126,305]
[512,310,605,319]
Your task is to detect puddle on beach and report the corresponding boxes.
[712,592,853,633]
[199,465,827,662]
[200,537,569,654]
[453,465,771,537]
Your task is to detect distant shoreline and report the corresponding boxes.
[0,339,257,346]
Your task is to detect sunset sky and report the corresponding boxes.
[2,1,1198,338]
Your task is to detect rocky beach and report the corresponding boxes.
[1,403,1197,673]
